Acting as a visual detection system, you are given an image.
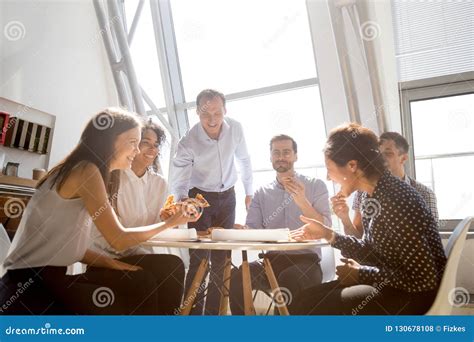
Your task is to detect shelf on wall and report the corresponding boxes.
[0,112,51,154]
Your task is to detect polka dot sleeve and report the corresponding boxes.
[332,172,446,293]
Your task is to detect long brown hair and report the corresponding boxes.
[38,108,142,193]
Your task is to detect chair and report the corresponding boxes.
[426,216,473,315]
[0,223,12,277]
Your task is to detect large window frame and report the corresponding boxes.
[400,71,474,230]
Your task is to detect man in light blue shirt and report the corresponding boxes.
[171,89,253,315]
[229,134,331,314]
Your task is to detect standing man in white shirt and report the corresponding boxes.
[171,89,253,315]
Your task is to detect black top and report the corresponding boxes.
[333,171,446,293]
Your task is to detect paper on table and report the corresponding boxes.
[211,228,290,242]
[150,228,198,241]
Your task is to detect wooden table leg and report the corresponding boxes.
[180,258,209,315]
[218,251,232,315]
[241,250,256,315]
[263,257,290,316]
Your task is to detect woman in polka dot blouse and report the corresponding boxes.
[290,123,447,315]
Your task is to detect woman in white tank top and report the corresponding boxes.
[89,119,187,314]
[0,108,199,315]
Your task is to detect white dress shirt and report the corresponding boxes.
[171,117,253,199]
[90,168,175,258]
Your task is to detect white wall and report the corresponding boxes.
[0,0,118,169]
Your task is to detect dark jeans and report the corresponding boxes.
[0,254,184,315]
[290,280,437,315]
[229,253,322,315]
[185,187,236,315]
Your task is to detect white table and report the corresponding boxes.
[144,239,329,315]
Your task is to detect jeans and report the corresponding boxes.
[184,187,236,315]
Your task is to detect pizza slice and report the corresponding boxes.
[160,194,210,220]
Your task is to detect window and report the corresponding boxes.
[172,0,328,223]
[171,0,317,100]
[401,77,474,220]
[124,1,166,108]
[392,0,474,82]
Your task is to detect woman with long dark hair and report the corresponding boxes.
[0,108,198,315]
[290,123,446,315]
[90,119,185,314]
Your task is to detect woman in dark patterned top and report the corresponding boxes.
[290,123,446,315]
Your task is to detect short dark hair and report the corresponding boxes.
[379,131,409,154]
[196,89,226,110]
[270,134,297,154]
[324,123,386,179]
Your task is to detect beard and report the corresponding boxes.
[273,161,292,173]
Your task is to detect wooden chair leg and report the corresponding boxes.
[263,257,290,316]
[241,250,256,315]
[218,252,232,315]
[180,258,209,315]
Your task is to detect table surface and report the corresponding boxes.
[142,238,329,251]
